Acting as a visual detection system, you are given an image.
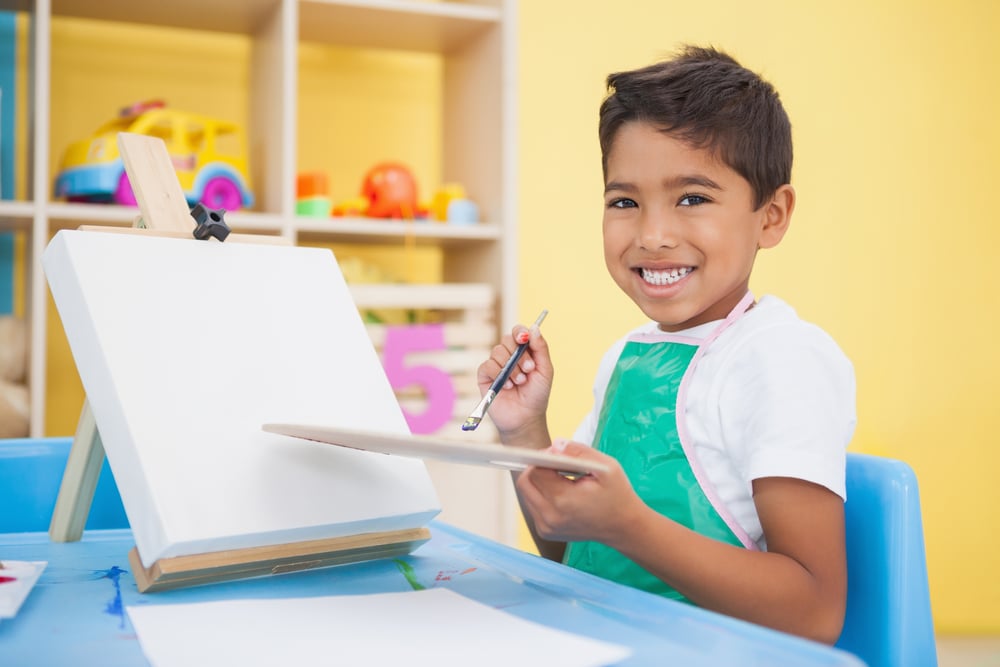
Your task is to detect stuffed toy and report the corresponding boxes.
[0,315,30,438]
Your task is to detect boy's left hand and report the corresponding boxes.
[515,440,642,545]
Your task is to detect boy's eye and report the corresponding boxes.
[678,194,709,206]
[608,197,637,209]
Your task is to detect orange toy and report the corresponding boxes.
[296,171,332,217]
[296,172,329,198]
[361,162,418,219]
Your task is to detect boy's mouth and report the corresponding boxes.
[638,267,693,286]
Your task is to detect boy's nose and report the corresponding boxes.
[638,209,679,249]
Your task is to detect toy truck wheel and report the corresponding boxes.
[113,171,138,206]
[201,176,243,211]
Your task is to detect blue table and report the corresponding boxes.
[0,522,863,666]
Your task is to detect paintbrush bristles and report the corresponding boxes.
[461,392,493,431]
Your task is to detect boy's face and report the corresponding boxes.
[602,121,791,332]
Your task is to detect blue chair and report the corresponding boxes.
[836,453,937,667]
[0,437,128,533]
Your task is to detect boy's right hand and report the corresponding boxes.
[476,322,554,446]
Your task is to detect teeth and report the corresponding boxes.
[641,267,691,286]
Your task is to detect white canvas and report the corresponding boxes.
[43,230,441,567]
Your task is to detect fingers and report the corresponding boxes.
[477,320,550,389]
[518,456,577,503]
[524,322,552,377]
[476,333,515,387]
[549,438,615,468]
[479,341,526,389]
[515,466,561,529]
[515,466,544,506]
[517,464,584,540]
[518,443,625,543]
[510,321,553,379]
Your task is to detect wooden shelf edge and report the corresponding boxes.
[44,1,501,52]
[48,0,282,36]
[44,202,287,232]
[349,282,495,308]
[40,203,501,245]
[298,0,501,52]
[0,201,36,231]
[295,216,501,241]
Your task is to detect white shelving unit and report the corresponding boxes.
[0,0,519,545]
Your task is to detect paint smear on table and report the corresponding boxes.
[0,560,47,619]
[99,566,126,629]
[393,560,478,590]
[434,567,476,582]
[393,559,425,590]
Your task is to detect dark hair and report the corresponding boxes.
[598,45,792,210]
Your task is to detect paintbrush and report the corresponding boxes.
[462,309,548,431]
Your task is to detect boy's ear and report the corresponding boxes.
[758,184,795,249]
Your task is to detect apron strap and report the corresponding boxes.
[677,291,760,550]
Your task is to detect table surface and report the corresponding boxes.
[0,522,864,666]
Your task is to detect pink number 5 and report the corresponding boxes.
[382,324,456,434]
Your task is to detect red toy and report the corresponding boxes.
[361,162,419,219]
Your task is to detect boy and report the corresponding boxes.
[476,45,856,644]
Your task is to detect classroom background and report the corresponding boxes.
[0,0,997,658]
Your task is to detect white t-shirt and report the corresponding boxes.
[572,295,857,549]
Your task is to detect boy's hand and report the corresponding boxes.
[476,323,554,444]
[515,440,643,545]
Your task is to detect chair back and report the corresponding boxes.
[0,437,128,533]
[836,453,937,667]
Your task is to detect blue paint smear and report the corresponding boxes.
[98,566,126,629]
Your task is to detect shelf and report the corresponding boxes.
[49,0,281,35]
[0,201,35,232]
[39,203,500,246]
[298,1,500,53]
[13,0,518,548]
[349,281,493,308]
[44,203,288,234]
[41,1,501,53]
[295,216,500,245]
[45,202,140,226]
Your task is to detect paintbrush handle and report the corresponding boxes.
[487,342,529,395]
[487,309,548,394]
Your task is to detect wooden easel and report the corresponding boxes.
[48,133,430,592]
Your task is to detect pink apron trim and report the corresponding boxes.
[632,292,760,551]
[628,331,702,346]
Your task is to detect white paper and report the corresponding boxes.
[127,588,631,667]
[0,560,47,619]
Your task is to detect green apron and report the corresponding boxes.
[564,292,759,604]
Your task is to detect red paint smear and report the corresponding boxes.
[0,575,16,584]
[434,567,478,582]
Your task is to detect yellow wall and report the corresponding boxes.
[518,0,1000,634]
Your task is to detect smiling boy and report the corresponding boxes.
[476,45,857,643]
